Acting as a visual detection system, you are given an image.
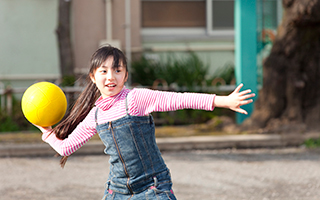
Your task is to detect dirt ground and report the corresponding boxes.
[1,147,320,200]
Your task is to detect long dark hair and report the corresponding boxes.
[53,45,127,167]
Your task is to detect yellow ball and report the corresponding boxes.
[21,82,67,127]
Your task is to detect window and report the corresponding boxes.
[210,0,234,29]
[261,0,279,29]
[141,0,281,38]
[206,0,234,36]
[141,0,207,36]
[142,1,206,27]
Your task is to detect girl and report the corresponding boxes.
[37,46,255,200]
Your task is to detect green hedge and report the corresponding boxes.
[131,53,235,126]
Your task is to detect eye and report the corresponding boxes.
[114,67,122,73]
[115,66,125,73]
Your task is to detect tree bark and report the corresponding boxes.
[243,0,320,133]
[56,0,75,86]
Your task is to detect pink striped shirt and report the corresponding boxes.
[42,87,216,156]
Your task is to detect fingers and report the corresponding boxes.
[239,99,254,106]
[33,123,52,133]
[240,93,255,101]
[235,95,254,114]
[234,108,248,115]
[239,89,252,96]
[236,84,256,97]
[234,83,243,93]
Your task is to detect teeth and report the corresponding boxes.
[107,84,116,87]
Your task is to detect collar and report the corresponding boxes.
[95,86,129,111]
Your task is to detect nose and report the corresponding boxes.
[106,71,114,80]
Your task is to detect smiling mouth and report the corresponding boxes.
[106,84,116,88]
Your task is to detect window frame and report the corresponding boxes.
[141,0,207,37]
[141,0,282,39]
[206,0,234,37]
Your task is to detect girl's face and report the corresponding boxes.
[90,56,128,98]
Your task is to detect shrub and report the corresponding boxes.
[0,96,34,132]
[304,138,320,148]
[132,53,235,126]
[132,53,211,90]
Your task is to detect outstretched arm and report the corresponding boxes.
[213,83,255,115]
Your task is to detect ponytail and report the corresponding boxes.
[52,79,100,167]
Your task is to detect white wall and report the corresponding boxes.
[0,0,59,87]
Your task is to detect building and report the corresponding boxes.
[0,0,282,89]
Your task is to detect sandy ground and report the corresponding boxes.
[1,147,320,200]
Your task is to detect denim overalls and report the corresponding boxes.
[95,97,177,200]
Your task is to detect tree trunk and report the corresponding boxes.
[243,0,320,133]
[56,0,75,86]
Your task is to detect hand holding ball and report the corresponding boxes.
[21,82,67,127]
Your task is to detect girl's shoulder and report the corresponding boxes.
[128,87,150,93]
[127,87,157,100]
[128,87,155,95]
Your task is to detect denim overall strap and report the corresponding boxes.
[125,95,129,115]
[94,106,99,126]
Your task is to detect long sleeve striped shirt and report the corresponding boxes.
[42,87,216,156]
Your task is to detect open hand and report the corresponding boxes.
[214,83,255,114]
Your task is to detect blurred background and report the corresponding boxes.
[0,0,281,133]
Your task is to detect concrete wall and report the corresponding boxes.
[0,0,59,87]
[72,0,142,74]
[112,0,141,50]
[72,0,106,74]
